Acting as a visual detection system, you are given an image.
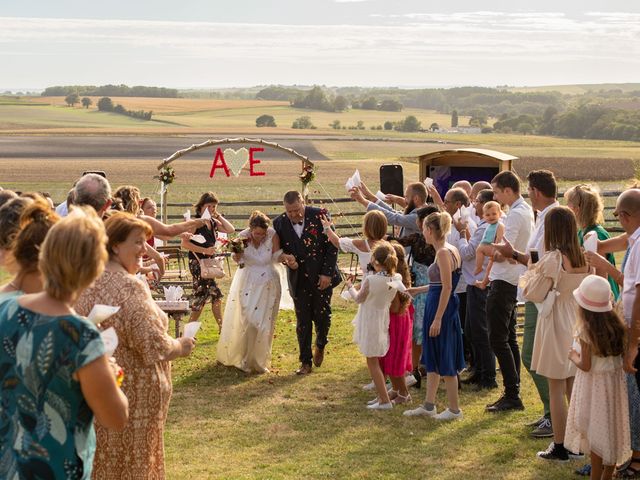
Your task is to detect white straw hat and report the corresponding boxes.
[573,275,613,313]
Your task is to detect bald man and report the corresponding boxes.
[451,180,472,196]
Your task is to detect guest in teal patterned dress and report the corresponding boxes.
[0,207,128,479]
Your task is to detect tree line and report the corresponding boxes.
[43,84,178,98]
[97,97,153,121]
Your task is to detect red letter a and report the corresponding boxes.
[210,148,230,178]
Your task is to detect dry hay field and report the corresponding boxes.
[0,95,464,135]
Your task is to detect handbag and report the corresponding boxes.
[522,251,563,318]
[194,252,225,279]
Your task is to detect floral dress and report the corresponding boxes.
[0,297,104,480]
[188,221,223,311]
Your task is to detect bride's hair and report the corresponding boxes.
[249,210,270,230]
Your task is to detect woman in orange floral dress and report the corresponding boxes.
[76,212,196,479]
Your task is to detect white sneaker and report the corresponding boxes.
[367,397,379,406]
[362,381,393,391]
[434,408,463,421]
[367,401,393,410]
[405,374,417,388]
[403,405,437,417]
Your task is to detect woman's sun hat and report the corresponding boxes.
[573,274,613,313]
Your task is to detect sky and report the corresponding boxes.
[1,0,640,90]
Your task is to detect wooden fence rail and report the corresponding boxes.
[164,190,625,236]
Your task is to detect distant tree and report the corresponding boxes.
[81,97,92,109]
[97,97,114,112]
[481,127,494,134]
[430,122,439,131]
[361,97,378,110]
[518,122,534,135]
[113,104,126,114]
[383,121,394,131]
[333,95,349,112]
[356,120,365,130]
[292,116,315,129]
[65,93,79,107]
[379,99,403,112]
[256,114,277,127]
[330,119,341,129]
[468,109,488,126]
[451,110,459,127]
[399,115,422,132]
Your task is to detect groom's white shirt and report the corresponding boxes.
[292,220,304,238]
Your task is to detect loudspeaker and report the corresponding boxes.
[379,164,404,197]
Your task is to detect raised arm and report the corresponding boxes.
[141,215,206,238]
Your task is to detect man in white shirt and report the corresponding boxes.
[492,171,559,436]
[485,171,534,412]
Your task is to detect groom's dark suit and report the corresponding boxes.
[273,206,341,366]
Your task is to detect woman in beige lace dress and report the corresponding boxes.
[76,212,196,479]
[523,207,591,462]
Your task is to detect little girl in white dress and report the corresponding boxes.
[565,275,630,480]
[346,242,403,410]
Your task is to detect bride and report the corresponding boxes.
[217,210,295,373]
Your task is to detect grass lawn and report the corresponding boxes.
[163,274,575,480]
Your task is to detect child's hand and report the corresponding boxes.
[568,347,580,365]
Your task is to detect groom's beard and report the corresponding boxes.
[404,200,416,215]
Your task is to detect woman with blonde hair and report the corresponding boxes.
[522,206,591,462]
[1,196,59,298]
[217,211,295,373]
[565,184,619,299]
[76,212,196,479]
[0,207,129,478]
[404,211,465,420]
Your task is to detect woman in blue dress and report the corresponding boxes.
[404,211,465,421]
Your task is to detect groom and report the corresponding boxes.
[274,191,341,375]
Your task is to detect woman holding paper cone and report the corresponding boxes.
[181,192,235,331]
[0,207,128,479]
[76,212,195,480]
[564,184,619,299]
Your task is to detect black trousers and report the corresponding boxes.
[486,280,521,398]
[457,291,472,365]
[294,282,333,365]
[466,285,496,382]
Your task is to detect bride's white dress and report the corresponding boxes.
[217,227,293,373]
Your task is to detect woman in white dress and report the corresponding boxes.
[320,210,388,277]
[217,211,296,373]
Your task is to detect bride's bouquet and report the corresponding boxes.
[227,237,249,268]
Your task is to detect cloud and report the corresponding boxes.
[0,13,638,87]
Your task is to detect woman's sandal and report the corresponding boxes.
[617,457,640,478]
[392,393,412,405]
